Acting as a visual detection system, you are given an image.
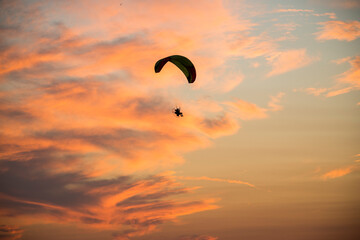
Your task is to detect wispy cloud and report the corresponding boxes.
[300,56,360,98]
[226,99,267,120]
[225,93,285,120]
[302,87,328,96]
[228,33,277,59]
[266,49,318,76]
[321,164,359,180]
[0,225,23,240]
[267,92,285,112]
[178,235,218,240]
[275,8,336,19]
[310,0,360,9]
[316,21,360,41]
[326,87,354,97]
[276,9,314,13]
[336,56,360,87]
[176,176,255,188]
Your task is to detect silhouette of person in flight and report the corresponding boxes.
[173,107,183,117]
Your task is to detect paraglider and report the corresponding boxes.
[154,55,196,84]
[154,55,196,117]
[173,107,183,117]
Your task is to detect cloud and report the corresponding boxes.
[267,92,285,112]
[325,56,360,97]
[266,49,317,76]
[332,57,352,65]
[178,235,218,240]
[303,88,328,96]
[176,176,255,188]
[228,25,317,78]
[225,93,285,120]
[0,1,260,238]
[316,21,360,41]
[0,0,296,238]
[199,114,240,138]
[0,157,218,237]
[321,164,359,180]
[228,33,277,59]
[275,8,337,19]
[226,99,267,120]
[337,56,360,87]
[276,9,314,13]
[325,87,354,97]
[300,56,360,98]
[310,0,360,9]
[0,225,23,240]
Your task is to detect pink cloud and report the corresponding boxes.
[299,56,360,98]
[332,57,352,65]
[228,33,277,59]
[304,87,328,96]
[311,0,360,9]
[337,56,360,87]
[266,49,317,76]
[275,9,336,19]
[316,21,360,41]
[276,9,314,13]
[267,92,285,112]
[331,0,360,8]
[226,99,267,120]
[225,93,284,120]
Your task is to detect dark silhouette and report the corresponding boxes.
[154,55,196,84]
[173,107,183,117]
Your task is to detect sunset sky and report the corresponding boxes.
[0,0,359,239]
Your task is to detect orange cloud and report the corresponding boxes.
[178,235,218,240]
[316,21,360,41]
[0,164,219,238]
[0,225,23,240]
[321,164,359,180]
[325,87,354,97]
[0,0,297,238]
[0,0,248,233]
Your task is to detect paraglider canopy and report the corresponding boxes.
[154,55,196,83]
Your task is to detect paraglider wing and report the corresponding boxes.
[154,55,196,83]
